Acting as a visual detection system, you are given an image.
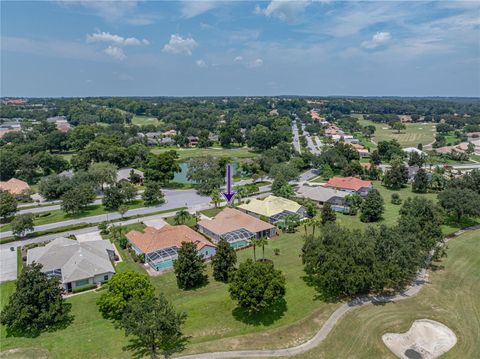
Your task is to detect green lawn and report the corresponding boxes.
[0,200,147,233]
[295,229,480,359]
[151,146,259,161]
[0,231,339,358]
[131,115,161,126]
[357,118,436,148]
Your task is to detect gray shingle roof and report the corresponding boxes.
[27,238,115,283]
[296,184,350,202]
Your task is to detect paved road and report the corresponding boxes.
[0,248,17,283]
[177,227,478,359]
[292,120,302,154]
[1,189,210,239]
[301,123,321,155]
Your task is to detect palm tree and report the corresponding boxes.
[174,209,191,225]
[236,186,249,206]
[283,214,300,233]
[193,211,201,224]
[255,237,269,261]
[210,189,221,208]
[251,238,258,261]
[310,218,320,236]
[303,218,312,235]
[110,224,125,241]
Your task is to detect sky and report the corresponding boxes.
[1,0,479,97]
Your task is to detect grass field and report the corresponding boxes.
[357,118,436,148]
[151,146,259,161]
[131,115,161,126]
[0,231,338,358]
[295,229,480,359]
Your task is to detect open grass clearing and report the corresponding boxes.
[357,118,436,148]
[151,146,259,161]
[0,230,338,358]
[131,115,161,126]
[294,229,480,359]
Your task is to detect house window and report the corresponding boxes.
[75,278,90,287]
[103,275,108,281]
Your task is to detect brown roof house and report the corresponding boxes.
[197,207,276,249]
[0,178,30,196]
[126,225,215,271]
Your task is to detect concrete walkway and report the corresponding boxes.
[177,227,478,359]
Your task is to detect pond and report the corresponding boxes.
[173,161,240,184]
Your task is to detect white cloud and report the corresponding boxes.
[162,34,198,55]
[361,32,392,49]
[104,45,126,60]
[255,0,311,23]
[181,1,218,18]
[248,58,264,68]
[57,1,139,22]
[196,59,207,68]
[234,56,244,62]
[86,31,149,46]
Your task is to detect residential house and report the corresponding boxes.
[162,129,177,137]
[126,225,216,271]
[197,207,276,249]
[350,143,369,158]
[403,147,426,156]
[0,178,30,196]
[296,184,350,212]
[27,237,115,292]
[116,168,144,183]
[187,136,199,147]
[324,176,373,196]
[238,195,306,224]
[160,137,176,145]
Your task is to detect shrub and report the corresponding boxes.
[72,283,97,293]
[391,193,402,205]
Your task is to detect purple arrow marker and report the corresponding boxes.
[221,163,237,205]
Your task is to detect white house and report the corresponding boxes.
[27,237,116,292]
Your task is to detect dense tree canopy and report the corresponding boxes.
[229,259,286,312]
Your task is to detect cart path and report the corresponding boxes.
[177,226,480,359]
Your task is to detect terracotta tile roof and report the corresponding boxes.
[324,177,372,192]
[126,224,214,254]
[0,178,30,195]
[197,207,275,235]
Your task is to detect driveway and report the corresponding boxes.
[0,248,17,282]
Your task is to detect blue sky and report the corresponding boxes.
[1,1,479,97]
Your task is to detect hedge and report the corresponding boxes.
[72,283,97,293]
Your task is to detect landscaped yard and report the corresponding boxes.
[294,229,480,359]
[151,146,259,161]
[0,230,339,358]
[357,117,436,148]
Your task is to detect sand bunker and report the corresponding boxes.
[382,319,457,359]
